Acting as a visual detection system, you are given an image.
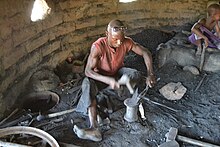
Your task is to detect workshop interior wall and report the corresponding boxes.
[0,0,210,116]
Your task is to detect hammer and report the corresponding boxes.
[36,108,76,121]
[159,127,220,147]
[118,74,134,94]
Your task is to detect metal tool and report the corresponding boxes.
[36,108,76,121]
[159,127,220,147]
[124,86,149,122]
[118,74,134,94]
[139,95,178,112]
[124,98,139,122]
[0,126,60,147]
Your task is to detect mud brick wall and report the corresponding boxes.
[0,0,211,116]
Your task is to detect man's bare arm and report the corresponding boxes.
[191,18,209,47]
[131,43,156,87]
[85,45,119,89]
[215,21,220,37]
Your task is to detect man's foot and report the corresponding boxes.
[73,125,102,142]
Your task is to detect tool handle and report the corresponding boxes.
[47,108,76,118]
[177,135,220,147]
[37,108,76,121]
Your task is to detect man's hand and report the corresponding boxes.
[146,74,156,88]
[203,37,209,48]
[108,77,120,89]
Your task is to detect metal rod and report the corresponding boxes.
[0,108,19,125]
[136,86,149,103]
[194,74,207,92]
[37,108,76,121]
[0,126,60,147]
[140,96,178,112]
[199,43,206,72]
[177,135,220,147]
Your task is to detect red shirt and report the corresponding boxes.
[92,37,134,76]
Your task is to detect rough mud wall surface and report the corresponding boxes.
[0,0,210,116]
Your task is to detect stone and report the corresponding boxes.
[28,67,60,92]
[183,65,200,75]
[159,82,187,100]
[157,31,220,73]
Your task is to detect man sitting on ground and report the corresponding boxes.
[188,3,220,56]
[73,19,156,142]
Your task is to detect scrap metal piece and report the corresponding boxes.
[124,98,139,122]
[165,127,178,141]
[128,87,149,105]
[0,126,60,147]
[139,102,146,120]
[36,108,76,121]
[194,74,207,92]
[158,140,179,147]
[159,127,220,147]
[0,108,19,126]
[124,87,149,122]
[140,96,178,112]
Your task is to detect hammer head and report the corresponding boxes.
[36,114,46,121]
[118,74,130,84]
[165,127,178,142]
[158,127,179,147]
[118,74,134,94]
[158,140,179,147]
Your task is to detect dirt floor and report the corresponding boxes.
[1,25,220,147]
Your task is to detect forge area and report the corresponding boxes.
[1,25,220,147]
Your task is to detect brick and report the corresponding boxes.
[59,0,88,10]
[63,30,87,44]
[63,10,77,22]
[75,3,96,18]
[0,68,16,93]
[45,49,72,68]
[118,10,147,21]
[0,23,12,40]
[96,3,117,15]
[42,13,63,30]
[55,22,76,37]
[3,45,27,69]
[12,25,38,47]
[75,17,96,30]
[16,51,42,77]
[87,26,106,37]
[96,14,117,26]
[25,33,49,53]
[1,38,13,57]
[0,59,5,78]
[118,1,146,11]
[41,40,60,57]
[70,41,92,55]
